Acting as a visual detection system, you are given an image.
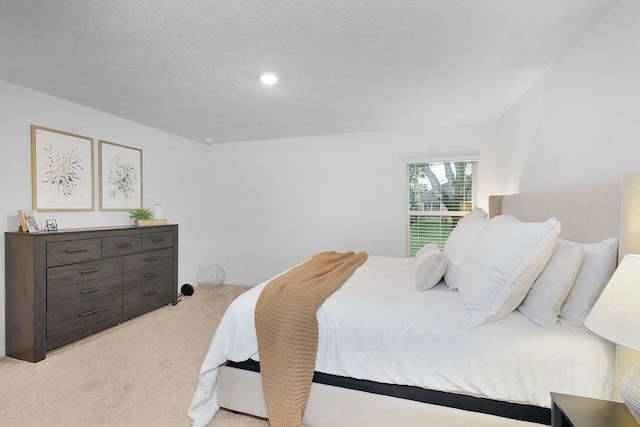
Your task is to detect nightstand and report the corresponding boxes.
[551,392,638,426]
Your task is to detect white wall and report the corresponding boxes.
[496,0,640,194]
[206,126,496,285]
[0,80,215,357]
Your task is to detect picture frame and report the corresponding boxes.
[18,209,43,233]
[44,219,58,232]
[31,125,94,211]
[99,140,143,211]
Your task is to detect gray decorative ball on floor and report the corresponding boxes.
[197,264,226,288]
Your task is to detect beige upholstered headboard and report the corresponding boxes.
[489,173,640,260]
[489,173,640,401]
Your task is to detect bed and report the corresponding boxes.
[189,173,640,427]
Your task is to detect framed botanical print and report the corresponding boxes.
[31,125,95,211]
[99,140,143,211]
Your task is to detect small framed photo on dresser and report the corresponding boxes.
[18,209,43,233]
[44,219,58,231]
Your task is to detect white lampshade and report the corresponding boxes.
[584,254,640,351]
[584,253,640,423]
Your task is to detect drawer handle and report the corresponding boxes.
[81,287,100,294]
[116,242,133,247]
[152,237,166,242]
[143,290,158,297]
[66,248,88,254]
[144,256,159,262]
[80,268,100,275]
[79,309,99,317]
[144,272,158,278]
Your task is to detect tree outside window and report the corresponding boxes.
[407,160,478,256]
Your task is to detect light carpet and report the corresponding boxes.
[0,284,269,427]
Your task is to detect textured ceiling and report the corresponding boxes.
[0,0,616,144]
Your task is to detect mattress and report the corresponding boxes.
[189,256,615,426]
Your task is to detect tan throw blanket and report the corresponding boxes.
[255,251,368,427]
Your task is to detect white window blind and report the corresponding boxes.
[406,160,478,256]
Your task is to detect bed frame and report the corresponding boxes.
[216,174,640,427]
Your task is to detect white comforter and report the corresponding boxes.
[189,256,615,427]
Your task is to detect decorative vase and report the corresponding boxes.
[196,264,226,289]
[152,204,164,220]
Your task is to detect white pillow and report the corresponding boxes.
[415,242,436,259]
[443,207,488,290]
[457,215,561,326]
[517,242,584,328]
[558,237,618,331]
[414,243,448,291]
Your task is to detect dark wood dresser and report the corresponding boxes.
[5,224,178,362]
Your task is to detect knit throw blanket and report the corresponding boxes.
[255,251,368,427]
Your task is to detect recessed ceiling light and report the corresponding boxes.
[203,138,214,145]
[260,73,278,85]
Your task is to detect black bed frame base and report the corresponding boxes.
[226,360,551,425]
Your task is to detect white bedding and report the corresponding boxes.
[189,256,615,427]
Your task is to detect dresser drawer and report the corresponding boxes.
[47,258,123,290]
[47,238,102,266]
[122,277,172,313]
[143,231,174,251]
[102,235,142,257]
[47,275,122,312]
[47,292,123,340]
[124,248,174,271]
[123,262,173,290]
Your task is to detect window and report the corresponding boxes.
[406,159,478,256]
